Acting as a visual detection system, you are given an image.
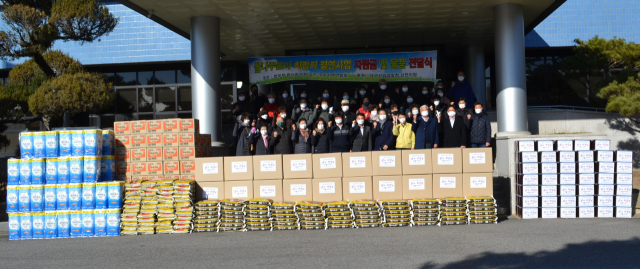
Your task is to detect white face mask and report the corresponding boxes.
[317,125,324,130]
[384,99,390,104]
[448,111,456,117]
[371,111,377,116]
[399,118,406,123]
[261,115,268,120]
[239,96,245,101]
[300,94,307,98]
[412,110,419,115]
[458,76,464,82]
[260,130,268,135]
[323,94,329,98]
[421,111,429,117]
[402,87,408,92]
[282,93,288,98]
[321,104,328,110]
[459,104,466,109]
[299,124,307,129]
[343,95,349,100]
[437,85,443,89]
[407,98,413,103]
[243,120,250,125]
[335,119,343,124]
[379,114,387,121]
[433,101,440,106]
[475,108,483,114]
[280,114,286,119]
[438,93,444,97]
[342,106,349,112]
[268,98,275,104]
[357,119,365,125]
[359,91,366,96]
[380,85,387,90]
[300,103,307,109]
[422,90,428,95]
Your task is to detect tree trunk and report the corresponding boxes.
[31,53,56,77]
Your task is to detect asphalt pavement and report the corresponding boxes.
[0,217,639,269]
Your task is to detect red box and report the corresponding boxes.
[147,148,162,161]
[163,119,179,132]
[130,134,146,148]
[115,148,130,161]
[114,122,130,134]
[146,120,163,133]
[164,161,180,175]
[179,133,196,147]
[163,147,179,161]
[179,119,198,133]
[180,161,196,175]
[130,120,146,134]
[146,134,163,147]
[130,148,147,162]
[115,135,131,149]
[179,147,196,161]
[147,161,163,175]
[163,133,179,147]
[132,162,148,176]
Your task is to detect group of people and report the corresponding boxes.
[232,71,491,156]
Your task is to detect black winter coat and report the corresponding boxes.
[470,113,492,144]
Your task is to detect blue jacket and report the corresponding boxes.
[327,124,351,152]
[449,81,476,105]
[372,120,394,150]
[412,116,439,149]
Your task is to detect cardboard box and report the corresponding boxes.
[462,173,494,197]
[116,162,132,176]
[253,155,283,180]
[223,156,254,181]
[342,152,372,178]
[164,175,181,180]
[342,177,372,200]
[163,147,179,161]
[147,175,163,181]
[178,147,196,161]
[401,149,432,175]
[114,122,130,135]
[130,120,146,134]
[180,161,195,175]
[116,174,130,182]
[146,120,163,133]
[179,119,198,133]
[195,181,224,201]
[178,133,196,147]
[373,176,403,200]
[432,174,463,198]
[132,162,148,176]
[312,153,343,179]
[371,151,402,176]
[282,154,313,179]
[312,178,343,202]
[402,175,433,200]
[224,180,253,200]
[147,161,163,176]
[146,134,163,147]
[115,148,130,161]
[163,119,179,133]
[462,148,493,173]
[180,175,196,180]
[432,148,462,174]
[130,134,147,148]
[253,180,283,201]
[163,133,179,147]
[283,179,313,202]
[115,135,130,149]
[130,148,147,162]
[195,157,224,182]
[163,161,180,175]
[147,148,162,161]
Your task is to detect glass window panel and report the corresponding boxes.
[116,72,137,86]
[138,114,155,120]
[138,87,154,112]
[155,70,175,84]
[155,86,176,112]
[221,84,234,110]
[177,68,191,83]
[178,86,192,111]
[155,113,176,119]
[139,71,153,85]
[115,88,136,113]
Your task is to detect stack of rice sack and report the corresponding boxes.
[295,201,325,230]
[137,181,158,235]
[467,196,498,224]
[270,201,297,231]
[380,200,411,228]
[411,199,440,226]
[350,200,381,228]
[217,199,245,232]
[439,197,468,226]
[324,201,353,230]
[244,199,272,231]
[155,180,176,234]
[193,200,219,232]
[121,181,142,235]
[172,179,195,234]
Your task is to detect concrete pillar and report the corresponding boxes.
[465,46,486,106]
[494,3,529,134]
[191,16,222,144]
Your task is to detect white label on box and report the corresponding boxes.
[541,185,557,196]
[598,173,614,184]
[408,178,425,190]
[379,156,396,167]
[319,157,336,169]
[557,141,573,151]
[578,196,594,207]
[349,157,366,168]
[559,152,575,162]
[579,174,595,184]
[521,152,538,162]
[616,162,633,173]
[541,163,557,173]
[578,162,594,173]
[231,186,248,198]
[202,187,218,199]
[559,174,575,184]
[437,154,454,165]
[616,207,632,218]
[378,181,395,192]
[290,184,307,196]
[598,162,614,173]
[598,207,613,218]
[598,196,613,207]
[260,160,277,172]
[560,207,576,218]
[616,174,632,184]
[597,151,613,162]
[523,185,538,197]
[522,174,538,185]
[575,140,590,150]
[540,152,556,163]
[541,208,558,219]
[594,140,610,150]
[523,196,538,207]
[408,154,425,166]
[578,151,593,162]
[598,185,614,196]
[518,141,535,152]
[318,182,336,194]
[290,160,307,171]
[259,185,276,197]
[541,174,557,185]
[349,182,366,193]
[561,196,576,207]
[522,163,538,174]
[560,185,576,196]
[616,196,632,207]
[231,161,248,173]
[616,185,632,196]
[616,151,632,162]
[538,141,554,151]
[202,162,218,174]
[579,207,594,218]
[579,185,595,196]
[439,177,456,188]
[522,207,538,219]
[542,196,557,207]
[469,152,486,164]
[470,177,487,188]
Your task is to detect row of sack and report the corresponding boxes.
[19,130,115,159]
[7,156,116,185]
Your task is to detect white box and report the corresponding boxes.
[578,184,595,196]
[616,150,633,162]
[578,174,595,185]
[541,207,558,219]
[522,185,538,197]
[522,174,539,186]
[616,207,632,218]
[559,185,576,196]
[522,163,539,174]
[574,140,590,151]
[537,141,554,152]
[541,196,558,208]
[578,151,593,162]
[522,196,538,208]
[596,151,613,162]
[578,207,594,218]
[520,152,538,163]
[598,207,614,218]
[578,162,594,173]
[616,196,632,207]
[598,162,615,173]
[559,174,576,184]
[598,196,614,207]
[540,152,557,163]
[522,207,538,219]
[597,173,614,184]
[578,196,594,207]
[541,163,557,174]
[594,140,610,150]
[616,162,633,174]
[560,207,576,218]
[541,174,557,185]
[559,151,575,162]
[560,196,576,207]
[559,163,576,173]
[616,184,633,196]
[598,185,614,196]
[540,185,557,197]
[518,141,535,152]
[616,174,632,184]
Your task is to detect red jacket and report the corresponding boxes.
[357,107,371,120]
[264,103,279,118]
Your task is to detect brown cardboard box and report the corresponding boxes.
[163,161,180,175]
[432,148,463,174]
[130,148,147,162]
[223,156,254,181]
[163,133,179,147]
[130,120,146,134]
[179,119,198,133]
[462,173,494,197]
[116,162,132,176]
[462,148,493,173]
[312,178,343,202]
[146,120,163,133]
[342,152,372,177]
[131,175,148,182]
[116,174,130,182]
[147,175,163,181]
[164,175,181,180]
[180,175,196,180]
[401,149,433,175]
[114,122,130,135]
[372,176,403,200]
[195,181,224,200]
[432,174,463,198]
[163,119,179,133]
[147,161,163,176]
[178,147,196,161]
[180,161,195,175]
[371,151,402,176]
[282,154,313,179]
[194,157,224,182]
[178,133,196,147]
[342,177,373,200]
[402,175,433,200]
[312,153,343,179]
[115,148,130,162]
[224,180,254,200]
[163,147,179,161]
[253,180,283,201]
[283,179,313,202]
[115,135,130,150]
[253,155,283,180]
[132,162,148,176]
[130,134,147,148]
[146,134,163,147]
[147,148,162,161]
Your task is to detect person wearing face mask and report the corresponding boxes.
[411,105,439,149]
[456,97,472,129]
[394,84,409,106]
[435,88,451,107]
[389,104,400,124]
[256,110,273,133]
[368,106,380,123]
[327,111,351,153]
[372,109,394,151]
[310,118,330,153]
[263,93,279,118]
[355,86,370,104]
[313,99,333,123]
[349,113,372,152]
[292,98,315,128]
[271,116,293,154]
[378,94,394,111]
[469,102,491,148]
[357,97,373,120]
[278,90,295,115]
[234,112,256,156]
[407,104,420,119]
[250,85,267,118]
[232,90,253,124]
[340,99,357,127]
[417,85,433,106]
[291,119,312,154]
[392,113,415,150]
[449,71,476,107]
[439,105,467,148]
[401,95,416,115]
[298,90,313,107]
[253,125,273,155]
[374,79,396,105]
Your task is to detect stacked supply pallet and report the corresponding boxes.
[193,200,219,233]
[439,197,468,226]
[218,199,245,232]
[410,199,440,226]
[173,180,195,234]
[271,201,297,231]
[156,179,176,234]
[468,196,498,224]
[120,181,141,235]
[245,199,272,231]
[324,201,353,229]
[296,201,325,230]
[380,200,411,227]
[137,181,158,235]
[350,200,381,228]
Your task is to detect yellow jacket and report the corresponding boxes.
[392,123,415,149]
